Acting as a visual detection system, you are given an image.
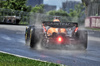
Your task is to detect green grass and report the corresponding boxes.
[0,52,63,66]
[86,27,100,31]
[19,21,29,25]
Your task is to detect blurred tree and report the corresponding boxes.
[0,0,31,12]
[69,9,77,17]
[47,9,69,17]
[81,0,89,6]
[31,4,44,13]
[75,3,85,18]
[82,0,100,17]
[68,3,85,18]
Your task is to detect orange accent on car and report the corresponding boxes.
[75,27,78,32]
[53,19,60,22]
[43,26,47,32]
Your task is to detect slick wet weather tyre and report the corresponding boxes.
[30,30,35,48]
[30,28,38,48]
[79,30,88,49]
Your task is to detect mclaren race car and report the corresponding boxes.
[25,21,88,49]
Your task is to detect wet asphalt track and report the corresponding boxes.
[0,24,100,66]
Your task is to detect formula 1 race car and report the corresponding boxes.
[25,21,88,50]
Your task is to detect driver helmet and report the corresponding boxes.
[53,16,60,22]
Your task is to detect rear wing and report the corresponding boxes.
[42,21,78,28]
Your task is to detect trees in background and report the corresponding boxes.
[82,0,100,16]
[0,0,86,23]
[0,0,31,12]
[31,4,44,13]
[46,3,85,22]
[0,0,85,18]
[81,0,89,6]
[68,9,77,17]
[47,9,69,17]
[0,0,44,13]
[74,3,85,18]
[68,3,85,18]
[0,0,85,16]
[47,3,85,18]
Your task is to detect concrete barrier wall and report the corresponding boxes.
[96,19,100,27]
[85,16,100,28]
[91,18,96,27]
[85,18,90,27]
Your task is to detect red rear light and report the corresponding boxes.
[58,37,62,42]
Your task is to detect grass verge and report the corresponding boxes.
[19,22,29,25]
[0,52,63,66]
[86,27,100,31]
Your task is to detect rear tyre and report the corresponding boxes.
[78,30,88,49]
[30,29,35,48]
[30,28,38,48]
